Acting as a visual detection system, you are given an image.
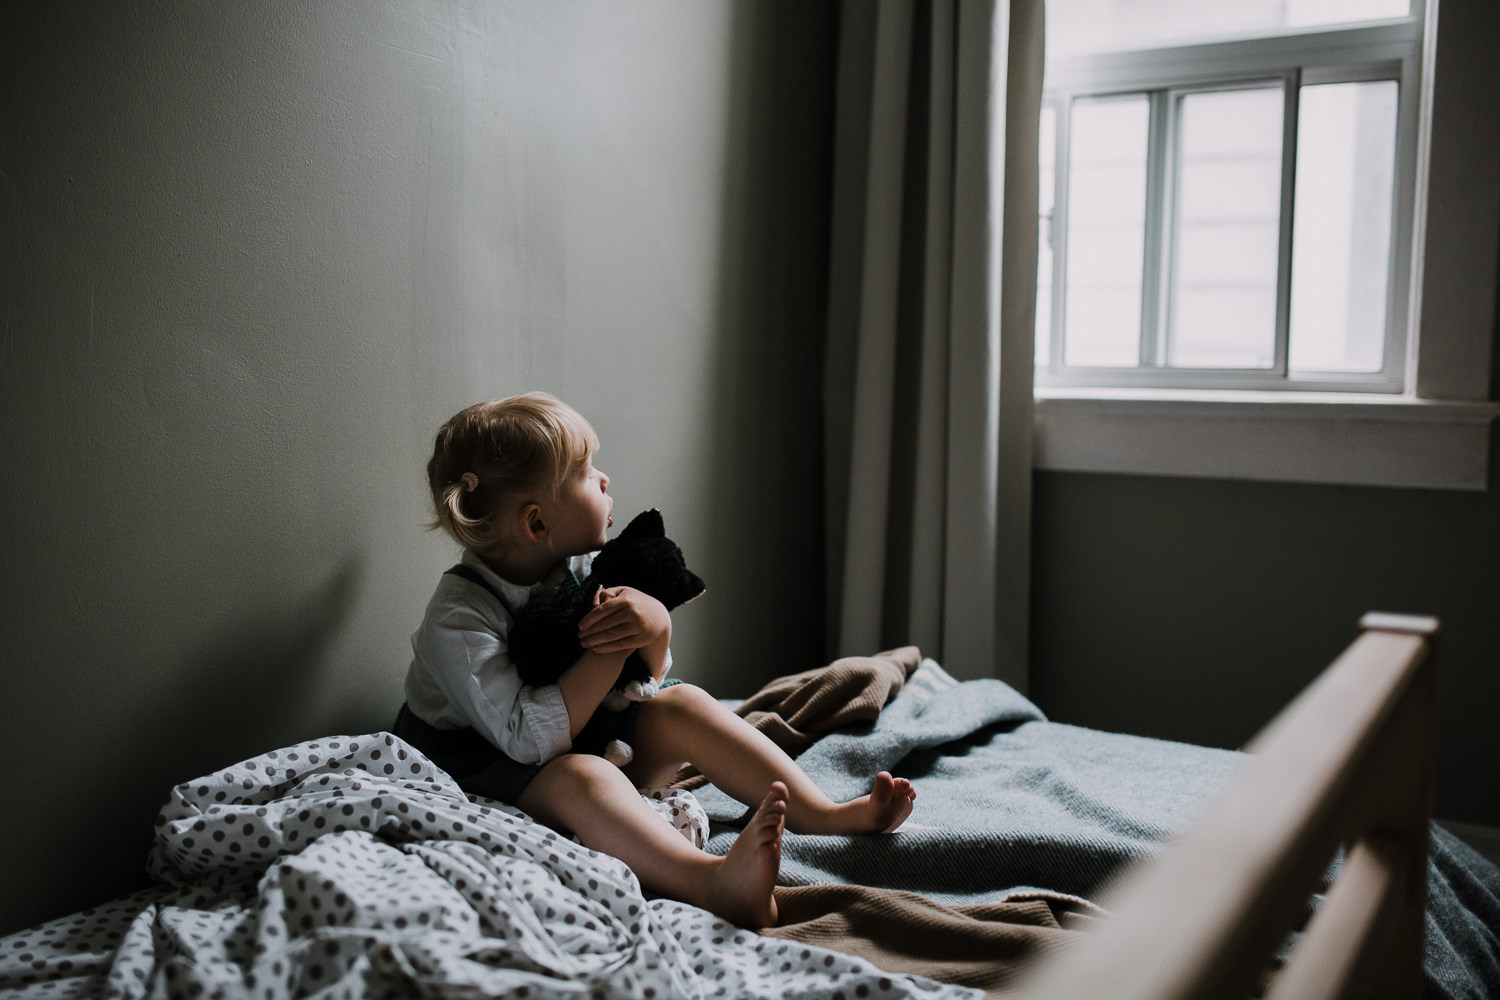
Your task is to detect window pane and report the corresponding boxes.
[1048,0,1410,57]
[1167,87,1283,369]
[1289,80,1397,374]
[1063,96,1148,367]
[1036,104,1056,367]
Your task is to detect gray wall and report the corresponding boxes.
[1031,433,1500,830]
[0,1,834,935]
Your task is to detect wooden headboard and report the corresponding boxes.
[1020,613,1439,1000]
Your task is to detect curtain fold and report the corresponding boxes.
[824,0,1042,688]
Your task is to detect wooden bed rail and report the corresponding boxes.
[1019,613,1439,1000]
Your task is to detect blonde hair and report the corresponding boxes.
[425,392,600,551]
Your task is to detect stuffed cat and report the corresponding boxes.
[508,508,706,765]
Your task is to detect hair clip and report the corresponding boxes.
[461,472,479,493]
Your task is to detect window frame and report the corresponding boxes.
[1032,0,1500,492]
[1037,16,1422,392]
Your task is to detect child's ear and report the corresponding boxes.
[521,504,548,543]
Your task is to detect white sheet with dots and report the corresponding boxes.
[0,734,977,1000]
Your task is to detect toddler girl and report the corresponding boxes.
[396,392,915,928]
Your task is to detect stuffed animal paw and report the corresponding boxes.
[601,739,635,767]
[602,674,664,711]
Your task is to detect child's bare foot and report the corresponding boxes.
[791,772,917,836]
[863,772,916,833]
[707,781,786,928]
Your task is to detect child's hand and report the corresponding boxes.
[577,586,670,654]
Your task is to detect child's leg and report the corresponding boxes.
[516,752,786,928]
[624,683,916,836]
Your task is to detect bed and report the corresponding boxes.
[1,614,1496,999]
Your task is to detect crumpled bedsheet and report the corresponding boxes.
[695,659,1243,903]
[696,660,1500,1000]
[0,732,975,1000]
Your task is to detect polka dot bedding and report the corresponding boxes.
[0,734,975,1000]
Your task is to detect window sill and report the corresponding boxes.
[1033,388,1499,491]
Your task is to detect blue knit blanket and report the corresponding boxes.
[695,660,1500,999]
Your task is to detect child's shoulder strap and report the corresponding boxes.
[443,564,517,618]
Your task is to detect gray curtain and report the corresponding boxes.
[824,0,1042,688]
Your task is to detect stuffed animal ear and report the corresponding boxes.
[619,508,665,542]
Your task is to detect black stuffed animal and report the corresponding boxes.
[508,509,706,765]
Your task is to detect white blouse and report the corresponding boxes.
[404,550,593,765]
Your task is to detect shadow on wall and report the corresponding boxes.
[695,0,835,695]
[35,555,366,925]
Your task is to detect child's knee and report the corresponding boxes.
[647,681,715,720]
[540,751,624,797]
[521,753,634,835]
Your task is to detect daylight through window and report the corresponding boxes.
[1036,0,1422,392]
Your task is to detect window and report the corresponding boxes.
[1037,0,1416,389]
[1032,0,1500,490]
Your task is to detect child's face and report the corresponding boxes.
[547,458,613,556]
